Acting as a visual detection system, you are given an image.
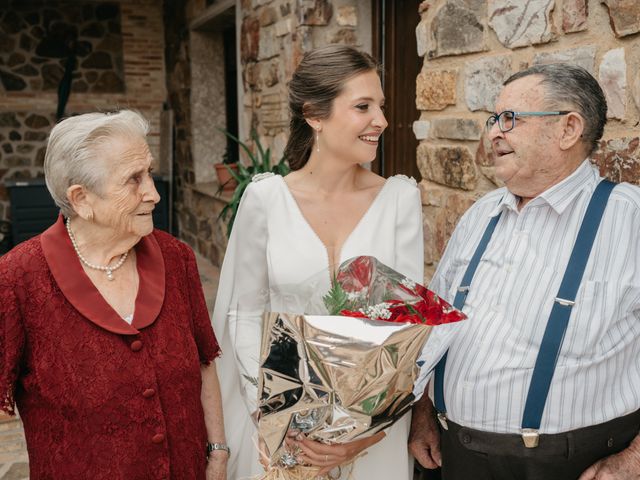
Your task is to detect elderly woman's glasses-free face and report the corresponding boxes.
[486,111,571,133]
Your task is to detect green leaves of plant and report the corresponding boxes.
[322,278,351,315]
[217,128,290,237]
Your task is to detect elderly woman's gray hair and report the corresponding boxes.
[44,110,150,218]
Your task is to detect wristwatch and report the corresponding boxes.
[206,442,231,458]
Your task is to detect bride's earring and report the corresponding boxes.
[316,128,320,153]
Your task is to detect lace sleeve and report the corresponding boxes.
[181,243,221,365]
[0,259,26,415]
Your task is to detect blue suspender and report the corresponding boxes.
[433,212,503,427]
[520,179,616,445]
[433,180,616,447]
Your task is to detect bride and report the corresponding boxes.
[212,44,424,479]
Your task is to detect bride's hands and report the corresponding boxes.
[286,431,386,476]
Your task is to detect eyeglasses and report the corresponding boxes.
[486,111,571,133]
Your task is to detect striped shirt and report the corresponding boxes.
[430,160,640,433]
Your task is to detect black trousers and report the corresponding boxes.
[439,410,640,480]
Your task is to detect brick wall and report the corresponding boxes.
[415,0,640,279]
[0,0,166,228]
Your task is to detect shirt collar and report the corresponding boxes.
[40,215,166,335]
[488,160,599,217]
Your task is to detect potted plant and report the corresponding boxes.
[214,148,239,192]
[219,129,289,238]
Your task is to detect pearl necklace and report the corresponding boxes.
[65,217,129,281]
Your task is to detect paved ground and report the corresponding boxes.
[196,251,221,314]
[0,252,220,479]
[0,417,28,480]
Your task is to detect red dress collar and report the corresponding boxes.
[40,215,166,335]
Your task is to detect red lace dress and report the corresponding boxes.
[0,216,220,479]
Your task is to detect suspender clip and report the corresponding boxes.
[521,428,539,448]
[437,412,449,430]
[457,286,469,293]
[554,297,575,307]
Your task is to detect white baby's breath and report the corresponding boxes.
[360,302,393,320]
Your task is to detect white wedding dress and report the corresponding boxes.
[212,173,424,480]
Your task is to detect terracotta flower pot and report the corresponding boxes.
[215,163,239,192]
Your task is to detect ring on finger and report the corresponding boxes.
[324,454,328,463]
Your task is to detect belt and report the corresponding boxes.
[441,409,640,458]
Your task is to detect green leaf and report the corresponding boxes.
[262,148,271,172]
[253,130,266,163]
[224,164,241,183]
[406,304,426,324]
[217,127,254,162]
[216,127,292,238]
[237,161,251,178]
[322,278,351,315]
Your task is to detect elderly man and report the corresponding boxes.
[409,64,640,480]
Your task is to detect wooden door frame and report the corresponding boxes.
[371,0,421,180]
[371,0,384,175]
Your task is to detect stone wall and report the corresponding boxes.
[240,0,371,160]
[168,0,371,266]
[164,0,230,266]
[415,0,640,279]
[0,2,125,94]
[0,0,166,228]
[190,29,227,184]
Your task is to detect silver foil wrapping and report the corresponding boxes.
[257,312,432,465]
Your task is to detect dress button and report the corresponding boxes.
[152,433,165,444]
[130,340,143,351]
[142,388,156,398]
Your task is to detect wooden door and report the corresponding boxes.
[371,0,422,181]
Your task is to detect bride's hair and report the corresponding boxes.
[284,44,380,171]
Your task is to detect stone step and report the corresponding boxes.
[0,429,25,439]
[0,452,28,464]
[0,422,21,434]
[0,461,29,480]
[0,439,26,455]
[0,431,24,444]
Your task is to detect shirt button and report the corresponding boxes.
[131,340,143,351]
[152,433,165,444]
[142,388,156,398]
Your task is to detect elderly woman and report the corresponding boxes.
[0,110,227,479]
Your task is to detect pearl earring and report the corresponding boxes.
[316,129,320,153]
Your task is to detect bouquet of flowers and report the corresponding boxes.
[255,256,465,479]
[323,255,463,326]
